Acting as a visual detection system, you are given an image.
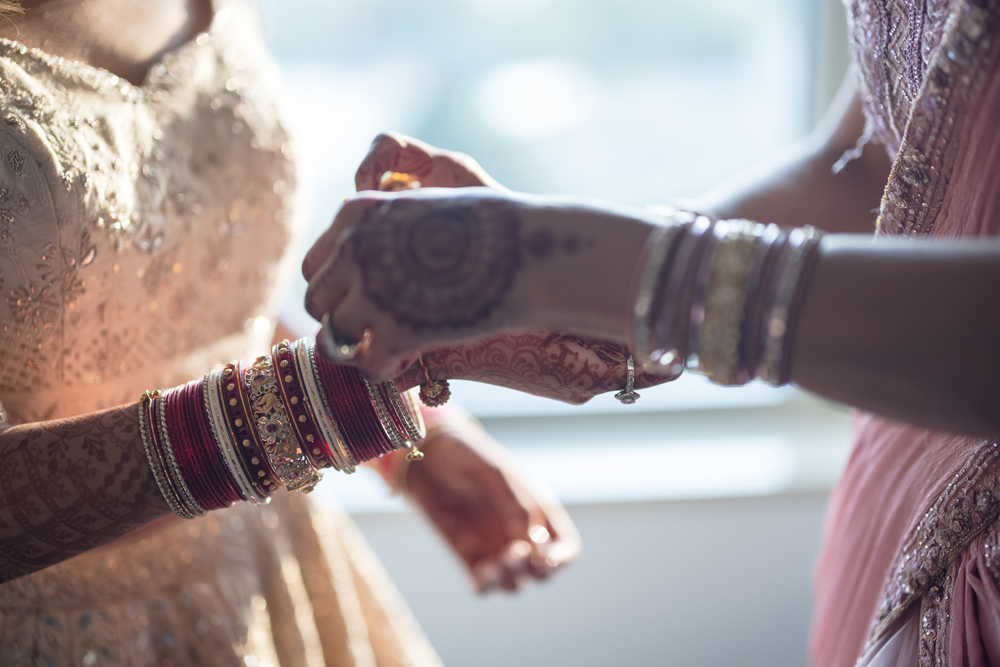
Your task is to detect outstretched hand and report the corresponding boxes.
[377,411,580,593]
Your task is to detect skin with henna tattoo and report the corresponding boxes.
[395,332,669,405]
[350,198,523,330]
[0,404,171,583]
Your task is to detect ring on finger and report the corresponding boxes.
[319,312,361,361]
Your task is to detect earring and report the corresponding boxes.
[417,356,451,407]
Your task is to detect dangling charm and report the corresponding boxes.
[405,442,425,462]
[418,356,451,407]
[615,355,641,405]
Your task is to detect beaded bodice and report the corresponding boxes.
[0,0,298,424]
[846,0,958,157]
[846,0,998,236]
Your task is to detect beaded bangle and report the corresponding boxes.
[295,339,357,473]
[139,335,432,518]
[204,369,269,505]
[245,356,322,493]
[224,361,281,495]
[272,340,337,471]
[696,219,763,386]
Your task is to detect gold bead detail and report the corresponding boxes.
[242,439,251,447]
[257,471,265,478]
[306,434,315,442]
[251,457,260,465]
[227,383,235,391]
[229,398,237,406]
[298,415,307,423]
[235,418,243,427]
[284,375,292,383]
[290,396,299,405]
[280,359,289,368]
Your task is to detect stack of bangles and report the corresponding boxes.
[632,211,824,387]
[139,338,425,519]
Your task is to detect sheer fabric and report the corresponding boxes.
[811,1,1000,665]
[0,0,441,664]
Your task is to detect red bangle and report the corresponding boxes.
[188,379,243,507]
[164,382,241,511]
[223,361,280,495]
[314,355,395,462]
[272,341,337,470]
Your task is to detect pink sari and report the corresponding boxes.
[810,1,1000,665]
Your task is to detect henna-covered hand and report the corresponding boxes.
[304,188,657,380]
[394,331,670,405]
[0,404,172,583]
[375,407,580,593]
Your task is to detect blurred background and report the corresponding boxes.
[259,0,855,664]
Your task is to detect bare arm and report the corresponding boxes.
[792,236,1000,436]
[0,404,171,582]
[701,79,892,234]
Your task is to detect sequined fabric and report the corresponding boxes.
[0,1,441,664]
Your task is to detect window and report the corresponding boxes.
[260,2,853,665]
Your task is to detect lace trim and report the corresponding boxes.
[876,0,999,236]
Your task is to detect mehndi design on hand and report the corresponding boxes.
[350,199,522,330]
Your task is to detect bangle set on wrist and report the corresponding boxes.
[632,212,824,388]
[141,338,426,519]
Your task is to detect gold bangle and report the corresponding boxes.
[245,356,322,493]
[697,219,762,386]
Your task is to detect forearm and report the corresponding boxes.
[793,236,1000,436]
[0,404,171,582]
[700,84,891,234]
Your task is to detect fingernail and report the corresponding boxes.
[542,542,574,569]
[472,560,504,593]
[528,524,551,545]
[500,540,533,574]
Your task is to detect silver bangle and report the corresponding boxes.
[633,217,687,373]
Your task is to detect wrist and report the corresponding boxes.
[515,200,658,343]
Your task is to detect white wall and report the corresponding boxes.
[354,493,830,667]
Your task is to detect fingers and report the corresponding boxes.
[317,296,415,382]
[302,193,384,281]
[355,132,434,192]
[472,530,573,594]
[304,238,352,321]
[355,132,502,192]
